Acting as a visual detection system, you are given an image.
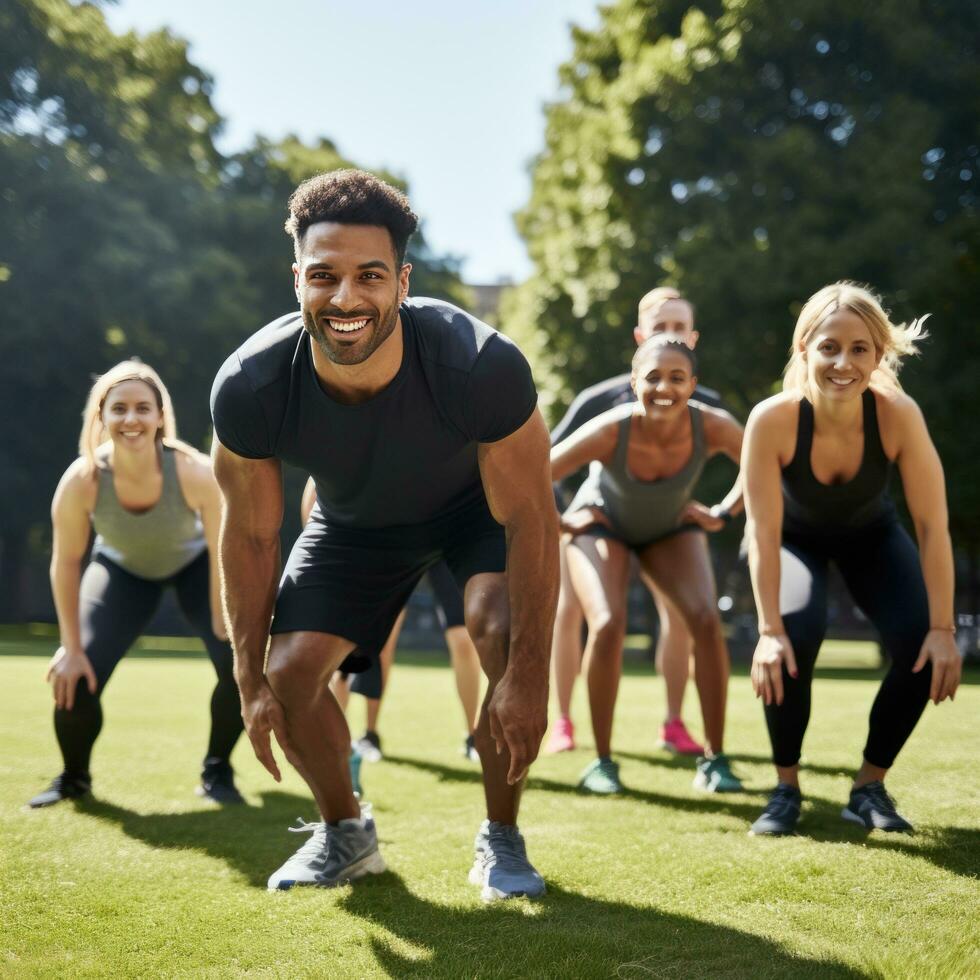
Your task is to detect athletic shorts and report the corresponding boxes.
[272,492,503,680]
[569,519,702,554]
[428,559,466,631]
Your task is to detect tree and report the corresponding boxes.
[505,0,979,558]
[0,0,467,621]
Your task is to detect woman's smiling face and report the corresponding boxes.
[632,346,697,418]
[804,310,881,401]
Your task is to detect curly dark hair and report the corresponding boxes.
[632,334,698,374]
[284,169,419,265]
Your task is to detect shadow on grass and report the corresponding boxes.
[340,872,866,979]
[612,749,855,780]
[383,754,980,881]
[74,789,317,888]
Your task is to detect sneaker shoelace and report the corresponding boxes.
[288,819,329,869]
[596,758,619,780]
[765,785,800,818]
[485,826,531,874]
[859,783,899,815]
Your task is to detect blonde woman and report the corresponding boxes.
[742,283,961,836]
[29,361,244,808]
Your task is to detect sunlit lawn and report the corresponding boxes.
[2,633,977,978]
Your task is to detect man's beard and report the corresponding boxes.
[303,297,400,366]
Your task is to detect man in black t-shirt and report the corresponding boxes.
[547,289,723,765]
[211,170,558,899]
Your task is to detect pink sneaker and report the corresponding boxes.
[658,718,704,756]
[546,716,576,754]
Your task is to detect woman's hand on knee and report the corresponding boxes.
[750,633,797,706]
[680,500,724,532]
[913,630,962,704]
[46,646,97,711]
[560,507,610,536]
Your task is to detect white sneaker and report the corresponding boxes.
[267,813,385,891]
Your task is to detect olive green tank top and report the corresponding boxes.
[92,446,206,580]
[568,403,708,546]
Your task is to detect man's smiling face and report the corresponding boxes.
[294,222,411,366]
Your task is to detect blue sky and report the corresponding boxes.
[104,0,602,284]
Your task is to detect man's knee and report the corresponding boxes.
[465,577,510,677]
[266,632,349,702]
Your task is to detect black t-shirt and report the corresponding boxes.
[211,297,538,529]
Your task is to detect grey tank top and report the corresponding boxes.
[569,404,708,546]
[92,446,206,580]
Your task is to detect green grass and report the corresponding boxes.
[2,635,978,979]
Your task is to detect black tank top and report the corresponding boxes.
[782,389,896,535]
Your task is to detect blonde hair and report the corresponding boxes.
[637,286,681,315]
[783,282,927,396]
[79,360,184,474]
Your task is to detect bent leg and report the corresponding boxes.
[446,626,482,733]
[768,540,828,781]
[174,554,244,763]
[265,631,360,822]
[646,580,693,721]
[551,539,585,718]
[464,572,538,825]
[566,535,631,759]
[56,558,162,778]
[364,609,405,734]
[638,532,728,754]
[838,524,932,775]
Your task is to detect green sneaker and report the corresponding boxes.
[693,754,743,793]
[578,757,624,794]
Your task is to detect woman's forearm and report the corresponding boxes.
[916,522,956,630]
[748,521,784,634]
[50,557,83,651]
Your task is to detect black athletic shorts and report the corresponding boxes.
[428,559,466,631]
[272,492,503,680]
[569,519,702,554]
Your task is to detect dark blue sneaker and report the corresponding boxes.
[469,821,546,900]
[749,784,802,836]
[197,758,245,805]
[28,772,91,809]
[842,781,913,833]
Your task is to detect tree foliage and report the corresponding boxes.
[0,0,465,619]
[505,0,979,547]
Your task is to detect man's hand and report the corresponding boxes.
[46,646,98,710]
[240,680,294,782]
[487,671,548,785]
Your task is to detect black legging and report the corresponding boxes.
[54,551,243,779]
[765,521,932,770]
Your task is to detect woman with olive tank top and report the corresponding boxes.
[28,361,245,808]
[551,335,745,795]
[743,283,961,836]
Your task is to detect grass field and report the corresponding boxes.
[2,634,978,979]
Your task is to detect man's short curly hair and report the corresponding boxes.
[285,169,419,265]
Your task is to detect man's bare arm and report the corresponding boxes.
[212,440,283,688]
[479,408,560,782]
[212,439,295,780]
